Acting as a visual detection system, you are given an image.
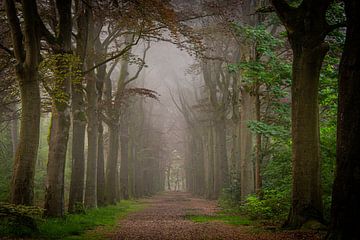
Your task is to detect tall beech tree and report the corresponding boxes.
[84,6,98,208]
[327,0,360,239]
[44,0,73,217]
[4,0,41,205]
[68,0,88,213]
[271,0,340,228]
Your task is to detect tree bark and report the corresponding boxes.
[10,104,18,157]
[120,117,129,199]
[214,117,228,197]
[84,8,98,208]
[271,0,332,228]
[5,0,41,205]
[97,122,106,206]
[206,126,215,199]
[84,72,98,208]
[45,104,71,217]
[68,0,87,213]
[106,124,119,204]
[44,0,72,217]
[255,89,262,194]
[284,43,327,228]
[240,90,256,200]
[326,1,360,239]
[95,36,107,207]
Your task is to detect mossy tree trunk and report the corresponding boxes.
[44,0,72,217]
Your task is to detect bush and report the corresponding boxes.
[0,203,43,237]
[219,173,242,208]
[240,189,290,221]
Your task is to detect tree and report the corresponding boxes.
[4,0,41,205]
[84,5,98,208]
[68,0,88,213]
[326,0,360,239]
[43,0,73,217]
[271,0,337,228]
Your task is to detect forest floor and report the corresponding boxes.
[108,192,324,240]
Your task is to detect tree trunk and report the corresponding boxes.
[240,90,256,200]
[84,8,98,208]
[120,118,129,199]
[326,1,360,239]
[68,0,87,213]
[284,43,328,228]
[106,124,119,204]
[45,103,71,217]
[271,0,332,228]
[44,0,72,217]
[68,107,86,212]
[10,106,18,157]
[84,73,98,208]
[11,77,40,205]
[5,0,41,205]
[214,117,228,197]
[206,126,215,199]
[255,89,262,194]
[97,123,106,206]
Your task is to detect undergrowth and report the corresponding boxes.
[0,200,144,239]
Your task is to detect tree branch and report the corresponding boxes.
[271,0,298,30]
[123,41,151,87]
[83,34,141,74]
[4,0,25,62]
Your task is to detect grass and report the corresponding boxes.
[1,200,144,239]
[186,213,252,226]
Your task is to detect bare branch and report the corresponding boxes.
[4,0,25,62]
[124,41,151,87]
[83,34,141,74]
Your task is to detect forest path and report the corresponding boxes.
[110,192,322,240]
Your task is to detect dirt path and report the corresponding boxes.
[111,192,322,240]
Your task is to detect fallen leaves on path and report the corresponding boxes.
[111,192,323,240]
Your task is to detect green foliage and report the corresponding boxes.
[247,120,289,139]
[39,54,83,105]
[0,127,12,202]
[1,200,143,239]
[326,2,345,26]
[239,190,290,221]
[73,202,87,215]
[38,200,143,240]
[220,172,241,207]
[228,24,291,89]
[186,214,251,226]
[0,203,43,237]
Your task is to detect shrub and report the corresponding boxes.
[240,189,290,221]
[0,203,43,237]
